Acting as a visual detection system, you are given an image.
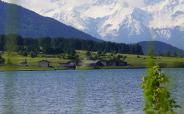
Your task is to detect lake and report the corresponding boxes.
[0,69,183,114]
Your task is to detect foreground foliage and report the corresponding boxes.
[142,65,180,114]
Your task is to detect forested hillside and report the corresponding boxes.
[0,34,143,56]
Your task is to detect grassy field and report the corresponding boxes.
[0,50,184,71]
[122,54,184,68]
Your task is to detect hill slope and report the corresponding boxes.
[139,41,184,57]
[4,0,184,49]
[0,1,98,41]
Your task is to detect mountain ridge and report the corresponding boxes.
[139,41,184,56]
[0,1,99,41]
[3,0,184,49]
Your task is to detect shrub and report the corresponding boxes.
[141,65,180,114]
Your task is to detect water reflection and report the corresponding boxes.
[166,68,184,113]
[111,77,123,114]
[74,75,86,114]
[3,72,16,114]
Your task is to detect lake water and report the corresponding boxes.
[0,69,183,114]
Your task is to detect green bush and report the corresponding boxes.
[141,65,180,114]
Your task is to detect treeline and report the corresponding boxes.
[0,34,143,55]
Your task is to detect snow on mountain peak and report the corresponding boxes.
[2,0,184,49]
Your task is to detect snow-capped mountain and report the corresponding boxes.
[2,0,184,49]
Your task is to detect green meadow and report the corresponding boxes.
[0,50,184,71]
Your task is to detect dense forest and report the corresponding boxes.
[0,34,143,56]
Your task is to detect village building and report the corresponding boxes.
[59,61,77,69]
[91,60,127,68]
[38,60,50,68]
[90,60,107,67]
[107,60,127,66]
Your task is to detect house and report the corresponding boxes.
[38,60,50,68]
[107,60,127,66]
[91,60,127,68]
[95,60,108,66]
[90,60,107,67]
[59,61,76,69]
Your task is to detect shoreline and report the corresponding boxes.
[0,65,183,72]
[0,51,183,72]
